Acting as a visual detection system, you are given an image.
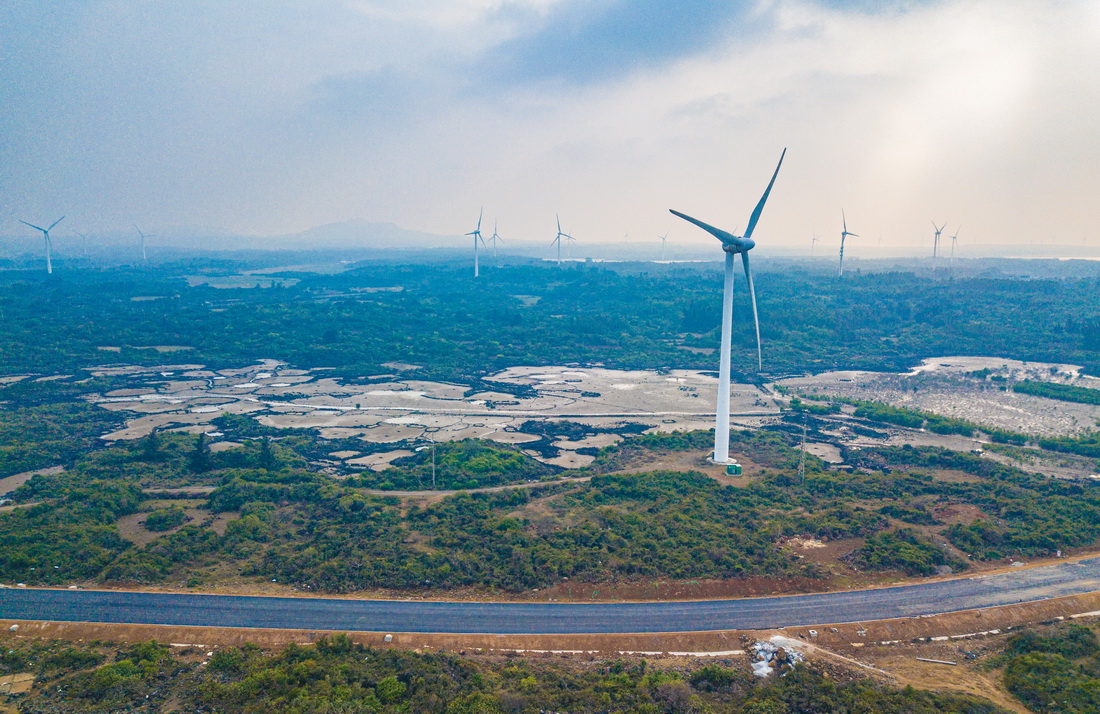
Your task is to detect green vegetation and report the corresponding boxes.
[144,505,187,532]
[1014,379,1100,405]
[0,262,1097,385]
[8,423,1100,593]
[348,439,558,491]
[0,482,140,584]
[0,634,1008,713]
[850,528,963,576]
[998,622,1100,713]
[0,402,123,479]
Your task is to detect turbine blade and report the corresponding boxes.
[47,216,65,231]
[742,252,763,371]
[849,232,860,238]
[743,147,786,240]
[842,209,848,233]
[556,214,561,233]
[477,208,483,231]
[19,220,46,232]
[669,209,737,244]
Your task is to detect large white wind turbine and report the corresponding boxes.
[551,214,573,266]
[838,210,858,277]
[488,220,503,259]
[931,221,946,263]
[134,225,154,263]
[659,231,669,261]
[670,148,785,464]
[465,209,486,277]
[20,216,64,275]
[950,226,961,264]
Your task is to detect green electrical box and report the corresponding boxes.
[726,462,742,476]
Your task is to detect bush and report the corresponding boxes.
[144,506,187,532]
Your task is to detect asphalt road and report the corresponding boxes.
[4,558,1100,634]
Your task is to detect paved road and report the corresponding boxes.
[3,558,1100,634]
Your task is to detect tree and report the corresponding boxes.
[189,433,211,472]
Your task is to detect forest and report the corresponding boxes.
[0,260,1096,385]
[5,423,1100,592]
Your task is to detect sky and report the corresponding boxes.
[2,0,1099,252]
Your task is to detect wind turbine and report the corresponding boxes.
[488,220,503,259]
[669,147,785,464]
[811,232,819,257]
[76,232,89,256]
[658,231,669,261]
[551,214,573,266]
[950,226,961,264]
[931,221,946,263]
[838,210,858,277]
[134,225,154,263]
[465,209,486,277]
[19,216,64,275]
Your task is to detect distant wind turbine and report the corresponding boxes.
[950,226,961,264]
[134,225,154,263]
[838,210,858,277]
[931,220,946,263]
[488,220,503,259]
[465,209,486,277]
[811,232,819,257]
[551,214,573,266]
[670,147,786,464]
[659,231,669,261]
[76,232,89,256]
[19,216,64,275]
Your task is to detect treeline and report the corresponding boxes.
[1014,379,1100,405]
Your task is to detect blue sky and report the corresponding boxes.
[1,0,1098,250]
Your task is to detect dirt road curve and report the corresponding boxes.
[4,557,1100,634]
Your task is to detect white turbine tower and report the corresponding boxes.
[488,220,503,259]
[20,216,64,275]
[838,210,858,277]
[551,214,573,266]
[931,221,946,264]
[134,225,154,263]
[659,231,669,261]
[670,148,785,464]
[950,226,961,264]
[465,209,486,277]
